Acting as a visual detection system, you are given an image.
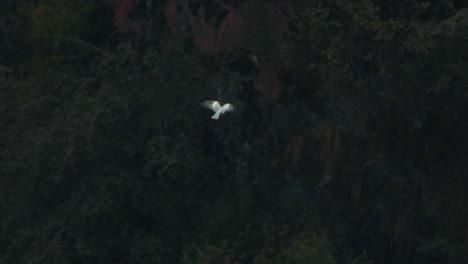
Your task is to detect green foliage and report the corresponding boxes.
[1,0,467,263]
[180,216,344,264]
[27,0,94,40]
[24,0,96,68]
[274,234,337,264]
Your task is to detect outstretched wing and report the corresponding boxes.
[203,100,221,112]
[221,103,234,112]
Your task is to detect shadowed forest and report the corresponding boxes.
[1,0,467,263]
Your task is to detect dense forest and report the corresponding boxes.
[1,0,467,263]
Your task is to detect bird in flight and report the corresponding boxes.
[203,100,235,120]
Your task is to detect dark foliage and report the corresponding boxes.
[1,0,467,263]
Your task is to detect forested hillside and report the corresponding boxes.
[1,0,467,263]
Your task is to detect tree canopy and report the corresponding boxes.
[1,0,467,263]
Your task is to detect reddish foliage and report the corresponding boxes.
[105,0,140,33]
[163,0,288,100]
[192,8,222,54]
[164,0,179,33]
[269,9,287,34]
[254,62,282,100]
[216,6,246,51]
[189,2,287,54]
[94,1,289,99]
[164,0,193,34]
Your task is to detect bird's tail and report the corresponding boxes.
[211,111,221,119]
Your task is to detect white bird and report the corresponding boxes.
[202,100,235,120]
